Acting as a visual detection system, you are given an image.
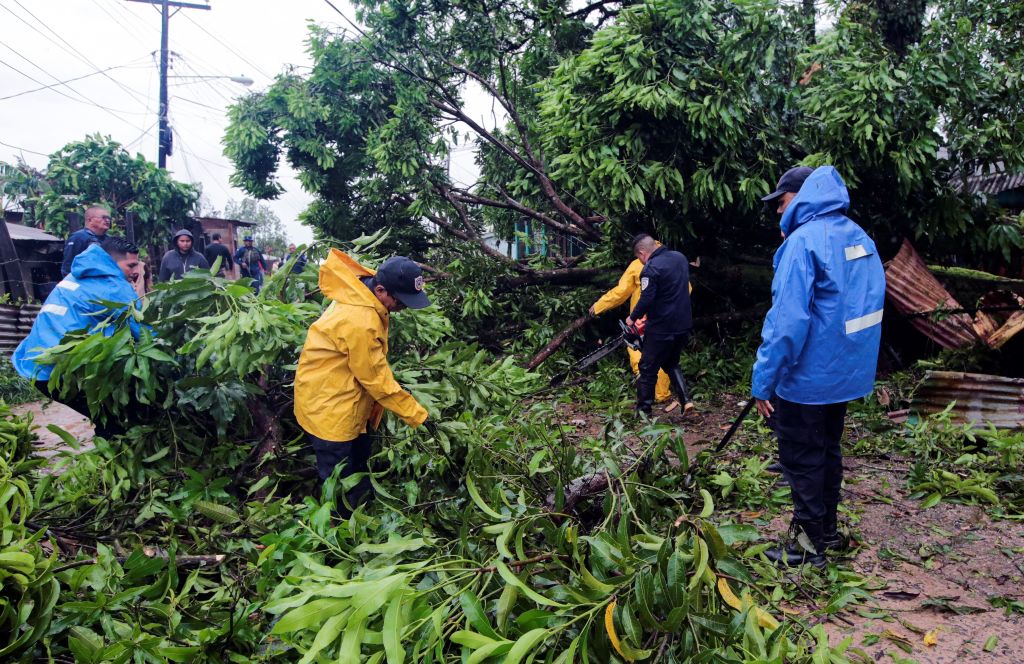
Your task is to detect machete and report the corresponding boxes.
[714,398,755,453]
[549,320,642,387]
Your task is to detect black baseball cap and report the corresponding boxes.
[376,256,431,309]
[761,166,814,202]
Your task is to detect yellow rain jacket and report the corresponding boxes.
[592,258,686,403]
[294,249,428,442]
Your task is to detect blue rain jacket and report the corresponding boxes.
[12,244,141,382]
[751,166,886,404]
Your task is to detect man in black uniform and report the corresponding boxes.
[625,234,694,415]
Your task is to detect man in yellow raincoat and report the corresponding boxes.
[588,254,684,409]
[295,250,429,513]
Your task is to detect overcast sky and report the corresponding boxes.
[0,0,368,244]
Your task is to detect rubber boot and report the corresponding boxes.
[764,520,826,569]
[823,504,847,551]
[666,367,695,413]
[636,380,655,415]
[765,461,784,474]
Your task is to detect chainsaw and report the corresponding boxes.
[549,319,644,387]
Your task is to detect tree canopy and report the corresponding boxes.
[1,135,199,252]
[224,0,1023,273]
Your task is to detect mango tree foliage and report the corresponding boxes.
[223,2,621,267]
[6,135,198,251]
[797,0,1024,258]
[537,0,804,246]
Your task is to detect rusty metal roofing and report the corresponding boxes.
[5,222,61,242]
[911,371,1024,430]
[951,162,1024,196]
[884,240,980,348]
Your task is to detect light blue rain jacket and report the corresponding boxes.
[12,244,141,382]
[751,166,886,404]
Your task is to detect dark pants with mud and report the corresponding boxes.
[774,398,847,548]
[308,431,374,516]
[636,332,691,413]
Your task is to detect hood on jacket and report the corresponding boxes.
[319,249,383,312]
[173,229,194,240]
[70,243,125,281]
[779,166,851,237]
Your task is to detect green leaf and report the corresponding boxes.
[494,560,565,608]
[466,475,505,520]
[272,598,348,634]
[501,628,549,664]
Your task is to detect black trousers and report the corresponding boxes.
[773,398,847,540]
[35,380,125,440]
[636,333,689,413]
[308,431,374,513]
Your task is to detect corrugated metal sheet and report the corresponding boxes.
[5,222,61,242]
[0,304,40,355]
[911,371,1024,430]
[953,169,1024,196]
[884,239,980,348]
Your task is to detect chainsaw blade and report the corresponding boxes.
[549,335,626,386]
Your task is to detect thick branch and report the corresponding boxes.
[430,98,598,238]
[525,313,593,370]
[450,188,585,237]
[502,267,609,290]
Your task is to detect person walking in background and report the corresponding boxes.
[234,236,267,292]
[158,229,209,281]
[61,205,111,277]
[203,232,234,277]
[752,165,886,568]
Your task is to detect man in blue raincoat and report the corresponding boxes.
[752,166,886,568]
[13,237,142,438]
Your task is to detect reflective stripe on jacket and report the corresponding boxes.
[751,166,886,404]
[293,249,427,442]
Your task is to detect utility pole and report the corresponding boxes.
[125,0,210,169]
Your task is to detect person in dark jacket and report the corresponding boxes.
[234,236,267,292]
[752,166,886,569]
[624,234,694,415]
[203,233,234,277]
[61,205,111,277]
[158,229,209,281]
[283,243,307,274]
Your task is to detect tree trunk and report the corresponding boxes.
[525,313,593,370]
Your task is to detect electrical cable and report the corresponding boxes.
[0,139,49,157]
[88,0,153,50]
[0,58,150,130]
[7,0,151,105]
[180,12,274,81]
[0,58,151,101]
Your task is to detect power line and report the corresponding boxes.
[180,11,275,80]
[0,139,49,158]
[7,0,152,107]
[0,58,151,101]
[89,0,153,49]
[0,55,150,130]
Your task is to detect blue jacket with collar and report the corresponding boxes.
[12,244,141,382]
[751,166,886,404]
[629,245,693,339]
[61,228,102,277]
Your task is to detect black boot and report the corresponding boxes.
[822,505,849,551]
[765,521,827,569]
[765,461,784,474]
[666,367,694,411]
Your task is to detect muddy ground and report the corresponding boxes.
[19,394,1024,663]
[554,392,1024,663]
